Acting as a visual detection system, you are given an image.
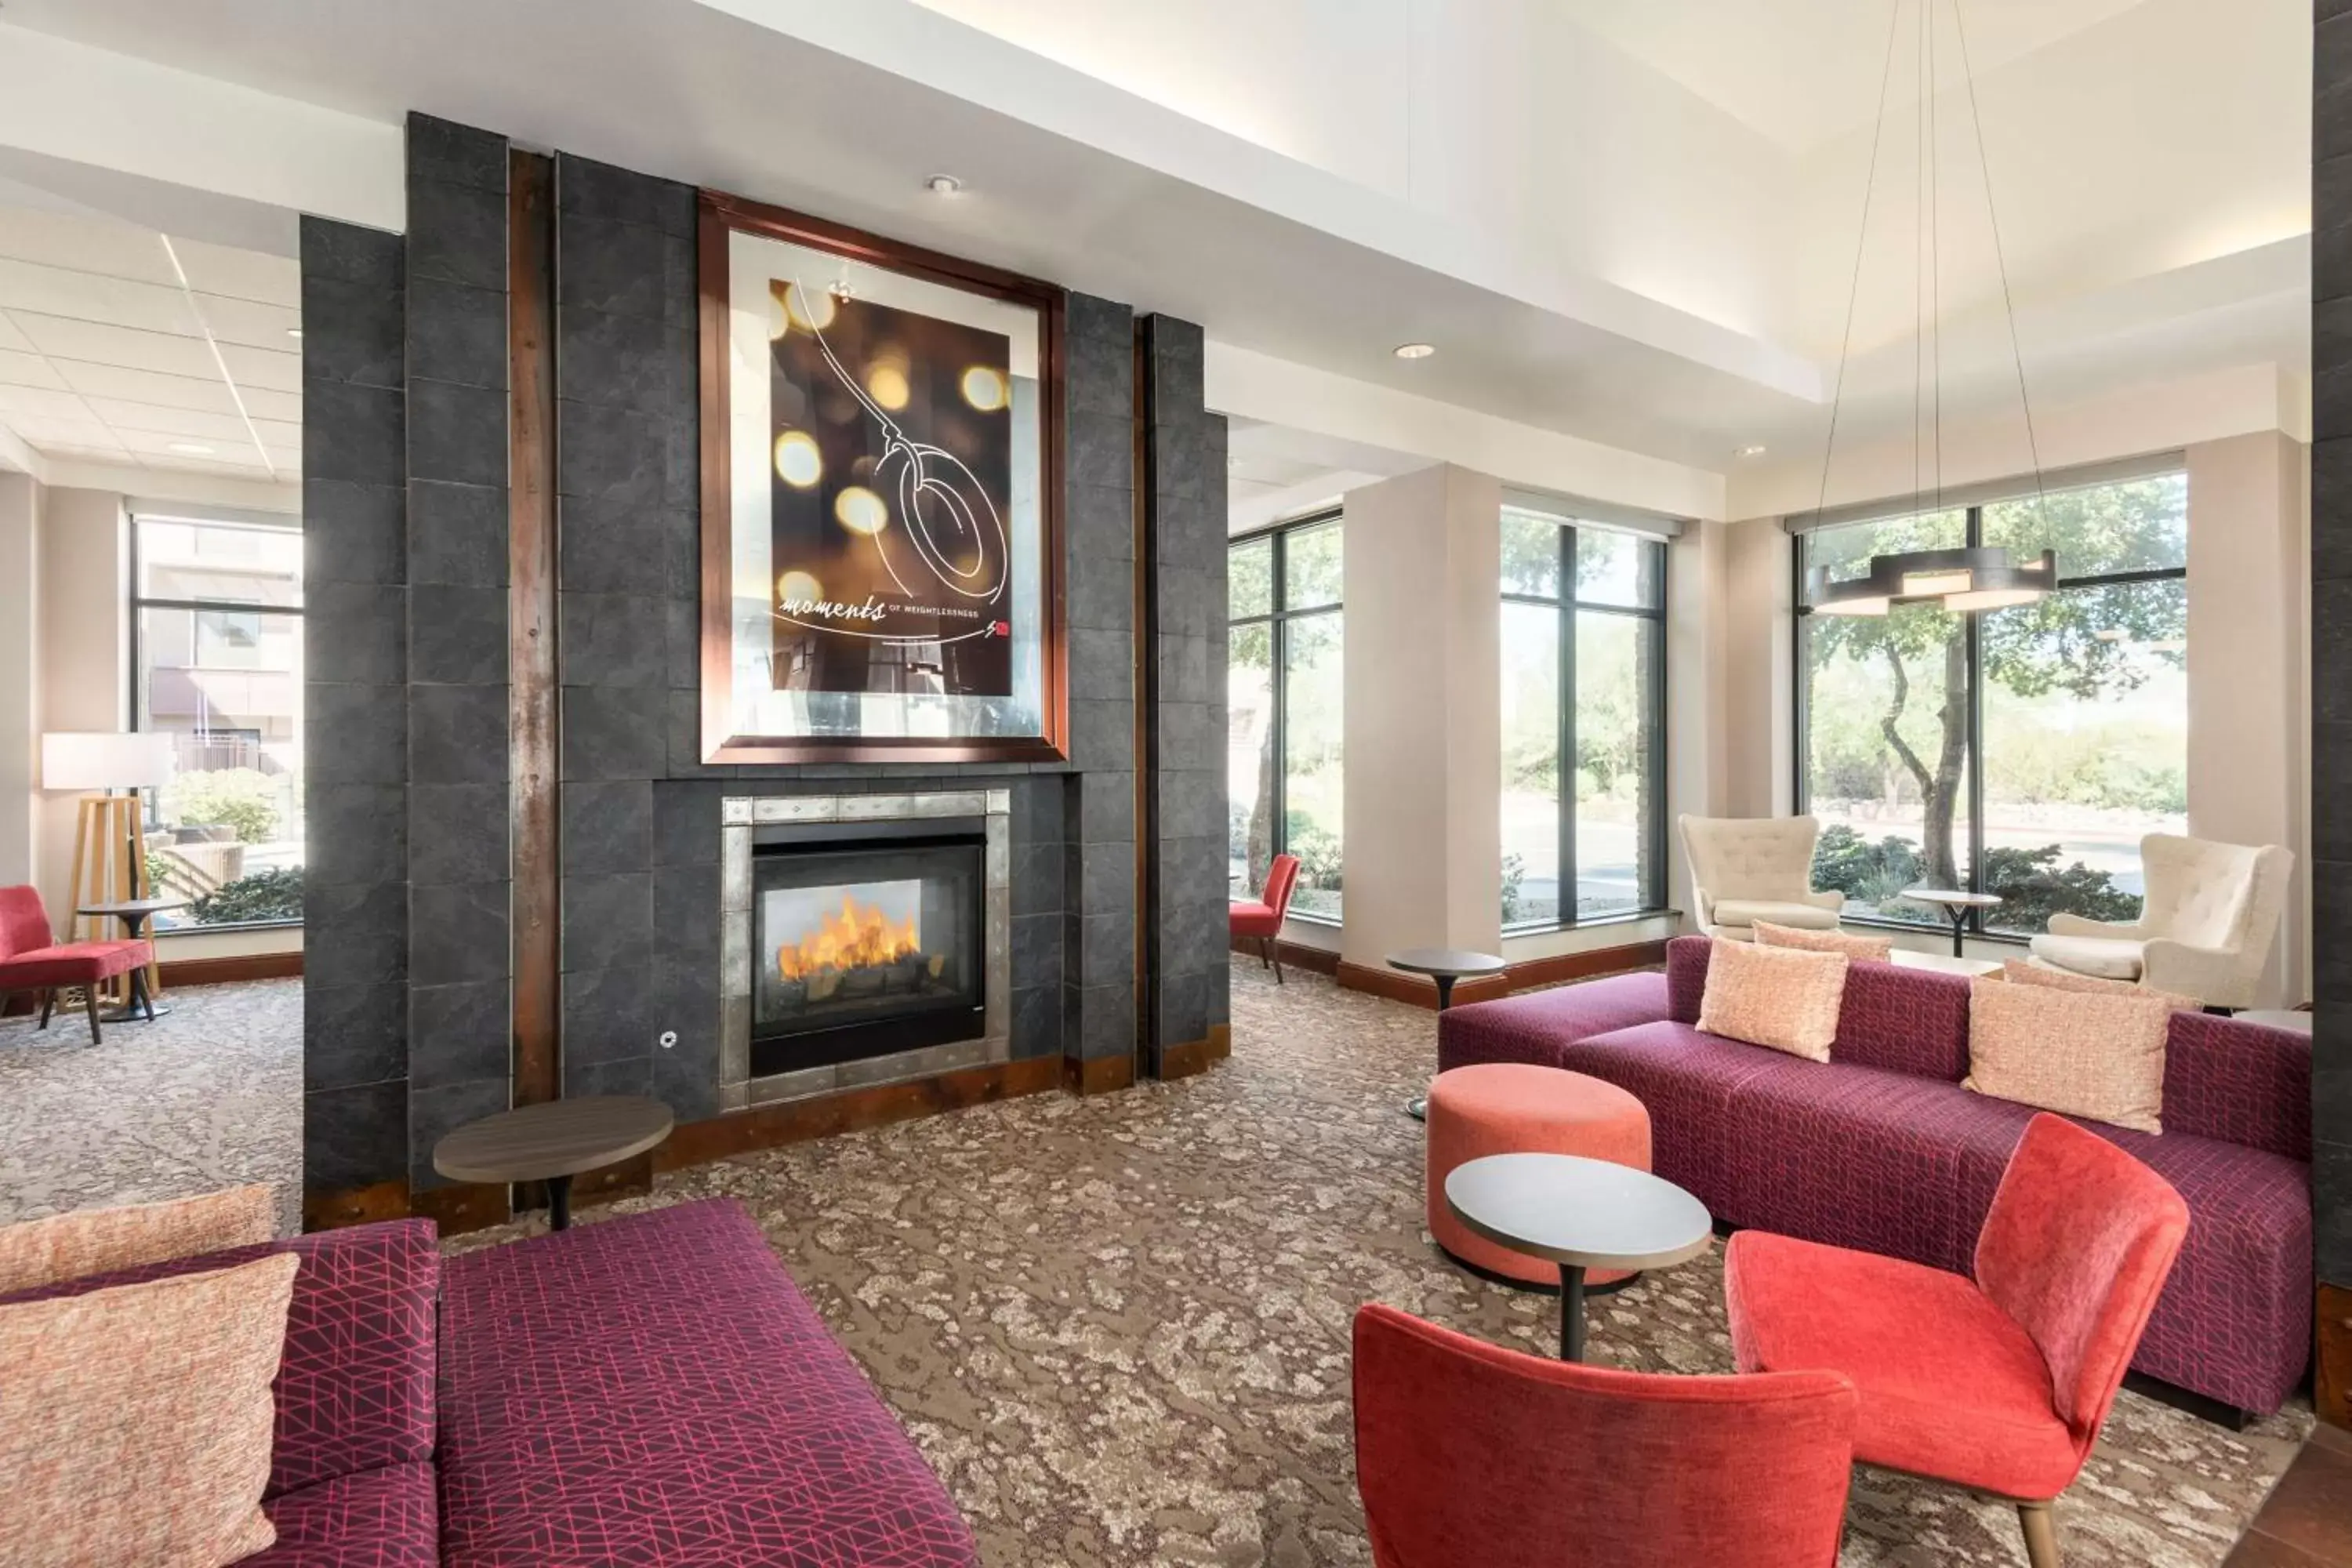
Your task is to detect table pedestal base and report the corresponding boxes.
[1559,1263,1587,1361]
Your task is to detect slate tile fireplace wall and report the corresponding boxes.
[299,114,1227,1215]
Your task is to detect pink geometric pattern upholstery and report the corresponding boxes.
[0,1219,441,1499]
[252,1463,438,1567]
[1666,935,1969,1079]
[1437,971,1671,1073]
[437,1199,978,1567]
[2161,1011,2310,1160]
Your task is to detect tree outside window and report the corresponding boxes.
[1797,474,2187,935]
[1228,517,1342,917]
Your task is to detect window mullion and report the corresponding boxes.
[1559,525,1577,925]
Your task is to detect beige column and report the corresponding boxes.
[35,488,130,931]
[1339,464,1503,969]
[0,473,38,890]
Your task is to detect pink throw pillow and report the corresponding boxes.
[1697,938,1849,1062]
[1752,920,1893,962]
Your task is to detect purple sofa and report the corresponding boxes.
[1438,936,2314,1419]
[2,1198,977,1566]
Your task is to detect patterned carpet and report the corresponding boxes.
[0,977,303,1236]
[444,957,2312,1568]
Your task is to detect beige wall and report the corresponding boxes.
[35,487,129,938]
[1339,464,1503,967]
[0,473,37,890]
[2184,432,2309,1005]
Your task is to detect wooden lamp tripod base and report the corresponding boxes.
[67,793,158,1008]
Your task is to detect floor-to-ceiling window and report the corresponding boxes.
[1499,506,1667,926]
[132,511,305,929]
[1228,514,1343,918]
[1795,470,2187,937]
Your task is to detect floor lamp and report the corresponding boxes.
[42,731,176,1006]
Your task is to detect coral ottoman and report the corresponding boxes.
[1425,1064,1652,1287]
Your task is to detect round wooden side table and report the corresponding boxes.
[432,1096,674,1230]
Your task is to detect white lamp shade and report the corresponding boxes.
[41,731,176,791]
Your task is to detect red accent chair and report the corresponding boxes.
[1229,852,1301,984]
[0,884,152,1044]
[1352,1302,1858,1568]
[1725,1112,2190,1568]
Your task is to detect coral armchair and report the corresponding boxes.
[1725,1113,2189,1567]
[2030,833,2293,1008]
[1229,852,1301,984]
[1352,1302,1857,1568]
[0,884,152,1044]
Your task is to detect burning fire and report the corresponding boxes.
[777,893,923,982]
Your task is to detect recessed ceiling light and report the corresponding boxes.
[167,442,216,456]
[286,327,303,339]
[1736,444,1768,457]
[1392,342,1436,360]
[925,174,964,196]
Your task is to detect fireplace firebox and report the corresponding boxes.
[749,819,985,1079]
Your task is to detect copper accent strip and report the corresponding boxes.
[508,149,560,1108]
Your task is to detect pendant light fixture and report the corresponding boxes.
[1802,0,2053,619]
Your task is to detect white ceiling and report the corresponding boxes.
[0,201,300,480]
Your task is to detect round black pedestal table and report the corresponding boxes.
[1443,1152,1713,1361]
[76,897,183,1022]
[1387,948,1505,1121]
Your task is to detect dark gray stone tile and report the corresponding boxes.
[307,683,407,785]
[1156,491,1221,571]
[1069,546,1133,634]
[1069,413,1135,493]
[653,783,720,865]
[1068,292,1132,347]
[1152,416,1210,503]
[1160,564,1217,641]
[407,114,507,193]
[666,596,699,691]
[303,982,407,1091]
[2318,1140,2352,1283]
[1077,980,1136,1061]
[1068,481,1135,560]
[1070,699,1134,771]
[1080,840,1136,918]
[555,401,694,510]
[564,960,654,1066]
[1011,983,1062,1060]
[303,380,405,485]
[2318,865,2352,1004]
[2321,726,2352,865]
[411,583,509,686]
[1015,776,1066,846]
[408,1078,512,1189]
[566,1055,653,1098]
[557,304,692,416]
[653,1047,718,1123]
[300,216,401,289]
[2318,438,2352,584]
[2321,581,2352,727]
[307,784,406,887]
[409,480,509,587]
[408,978,509,1089]
[561,592,668,688]
[1203,950,1230,1026]
[1067,322,1133,419]
[654,861,720,961]
[561,870,652,974]
[409,782,508,886]
[2320,363,2352,445]
[411,880,510,986]
[1012,911,1063,993]
[559,214,695,323]
[305,1080,408,1191]
[1069,627,1134,701]
[664,687,728,778]
[1157,969,1207,1049]
[1158,701,1217,773]
[558,154,695,235]
[304,879,408,989]
[1078,776,1135,844]
[564,685,673,780]
[303,276,403,390]
[654,954,720,1078]
[307,582,406,685]
[406,176,506,292]
[1080,911,1134,988]
[1145,314,1204,401]
[408,276,508,391]
[2320,219,2352,310]
[559,492,693,595]
[562,779,653,876]
[1157,633,1213,705]
[1013,841,1063,916]
[408,378,507,488]
[410,683,507,784]
[307,480,405,586]
[1160,767,1225,842]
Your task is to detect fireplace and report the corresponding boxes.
[719,790,1012,1110]
[750,822,984,1077]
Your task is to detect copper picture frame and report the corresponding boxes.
[697,189,1069,764]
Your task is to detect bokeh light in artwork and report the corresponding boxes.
[776,281,836,334]
[834,487,889,535]
[960,365,1008,412]
[777,570,822,605]
[771,430,822,488]
[866,363,910,411]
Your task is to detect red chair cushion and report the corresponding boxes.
[0,939,151,990]
[1229,900,1280,938]
[1725,1229,2080,1500]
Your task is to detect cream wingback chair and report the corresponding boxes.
[2029,834,2293,1009]
[1679,815,1845,942]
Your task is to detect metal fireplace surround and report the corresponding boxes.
[719,790,1011,1111]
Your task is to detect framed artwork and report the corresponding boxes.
[698,191,1069,763]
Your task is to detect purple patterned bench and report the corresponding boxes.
[1440,936,2313,1417]
[438,1199,979,1567]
